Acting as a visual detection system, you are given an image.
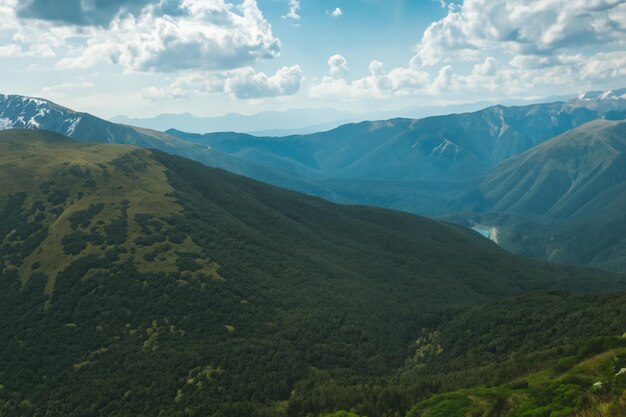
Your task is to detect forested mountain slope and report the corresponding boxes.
[0,129,623,417]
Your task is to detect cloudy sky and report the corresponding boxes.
[0,0,625,119]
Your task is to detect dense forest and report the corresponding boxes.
[0,130,625,417]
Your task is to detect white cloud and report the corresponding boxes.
[56,0,281,72]
[3,0,281,73]
[328,54,349,78]
[227,65,302,98]
[576,51,626,80]
[0,43,55,57]
[509,55,560,69]
[430,65,454,93]
[472,56,498,76]
[311,44,626,102]
[329,8,342,18]
[282,0,300,21]
[427,52,626,96]
[413,0,626,66]
[143,65,303,100]
[311,57,430,98]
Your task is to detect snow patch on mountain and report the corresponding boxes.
[579,88,626,101]
[28,116,41,128]
[105,128,115,144]
[429,138,459,160]
[66,117,81,136]
[496,110,509,140]
[0,94,86,138]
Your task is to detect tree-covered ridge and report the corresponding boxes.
[0,129,625,417]
[401,300,626,417]
[285,291,626,417]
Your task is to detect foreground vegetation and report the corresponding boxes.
[407,337,626,417]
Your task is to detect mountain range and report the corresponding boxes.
[3,129,625,416]
[166,90,626,184]
[111,107,358,136]
[110,96,577,136]
[2,90,626,274]
[0,93,326,196]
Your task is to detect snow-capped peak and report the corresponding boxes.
[578,88,626,101]
[0,93,82,137]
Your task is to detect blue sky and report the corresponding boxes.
[0,0,625,119]
[256,1,446,72]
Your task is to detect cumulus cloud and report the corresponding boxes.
[413,0,626,66]
[328,8,342,18]
[4,0,281,73]
[328,54,349,78]
[0,43,55,58]
[574,51,626,80]
[57,0,281,72]
[143,65,303,100]
[16,0,161,26]
[427,52,626,96]
[282,0,300,20]
[312,44,626,102]
[227,65,302,98]
[472,56,498,76]
[311,56,430,98]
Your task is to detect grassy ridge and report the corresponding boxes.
[0,130,220,297]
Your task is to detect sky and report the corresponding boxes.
[0,0,625,119]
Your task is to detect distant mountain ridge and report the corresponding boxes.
[111,108,359,135]
[0,94,332,197]
[110,95,577,135]
[168,92,626,183]
[2,90,624,187]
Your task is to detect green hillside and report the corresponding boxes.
[289,291,626,417]
[0,129,624,417]
[452,120,626,271]
[407,342,626,417]
[402,291,626,417]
